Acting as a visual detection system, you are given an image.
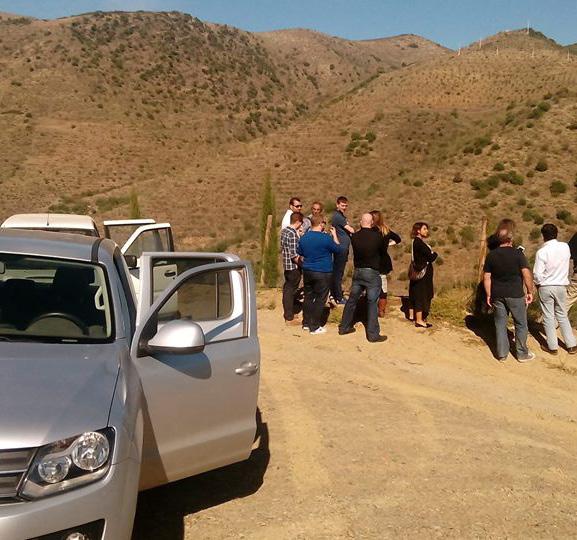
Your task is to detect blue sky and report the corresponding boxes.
[2,1,576,49]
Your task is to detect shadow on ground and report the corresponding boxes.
[132,408,270,540]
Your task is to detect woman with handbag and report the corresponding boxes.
[408,222,438,328]
[370,210,401,317]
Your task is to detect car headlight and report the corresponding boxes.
[20,428,114,499]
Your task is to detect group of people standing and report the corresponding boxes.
[280,194,577,360]
[280,195,437,342]
[483,219,577,361]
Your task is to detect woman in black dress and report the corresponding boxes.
[370,210,401,317]
[408,222,438,327]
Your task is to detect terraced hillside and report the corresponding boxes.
[0,12,576,288]
[0,11,444,244]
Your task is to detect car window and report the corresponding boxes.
[0,254,113,343]
[154,265,247,345]
[125,229,171,260]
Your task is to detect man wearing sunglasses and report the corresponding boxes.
[281,197,303,230]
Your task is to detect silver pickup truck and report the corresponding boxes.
[0,229,260,539]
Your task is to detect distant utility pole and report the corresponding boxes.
[526,20,530,34]
[478,37,482,49]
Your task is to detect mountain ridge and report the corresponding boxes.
[1,11,576,286]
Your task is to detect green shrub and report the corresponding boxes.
[258,173,279,287]
[413,180,424,187]
[535,160,548,172]
[550,180,567,196]
[95,195,129,212]
[503,170,524,185]
[556,209,574,224]
[522,209,544,224]
[517,197,526,206]
[493,162,505,171]
[529,227,541,240]
[459,225,475,246]
[365,131,377,143]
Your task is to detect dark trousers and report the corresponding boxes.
[331,245,349,301]
[339,268,381,340]
[282,268,302,321]
[303,270,331,332]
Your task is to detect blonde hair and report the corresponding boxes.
[370,210,390,236]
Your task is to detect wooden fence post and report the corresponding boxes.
[477,217,488,283]
[260,214,273,287]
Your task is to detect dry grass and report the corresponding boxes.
[1,15,577,288]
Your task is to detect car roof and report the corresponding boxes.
[0,229,115,262]
[1,213,97,230]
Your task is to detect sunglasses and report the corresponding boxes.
[293,204,303,208]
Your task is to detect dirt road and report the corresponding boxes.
[134,297,577,539]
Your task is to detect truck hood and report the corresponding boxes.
[0,342,120,449]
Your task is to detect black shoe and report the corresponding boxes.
[338,327,356,336]
[415,322,432,328]
[540,344,558,355]
[367,335,388,343]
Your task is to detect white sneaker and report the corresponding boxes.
[518,351,536,363]
[310,327,327,335]
[302,326,310,331]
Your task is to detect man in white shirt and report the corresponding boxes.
[533,223,577,355]
[281,197,303,230]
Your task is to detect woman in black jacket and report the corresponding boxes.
[371,210,401,317]
[408,222,438,328]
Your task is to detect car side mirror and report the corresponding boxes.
[139,319,205,356]
[124,254,138,269]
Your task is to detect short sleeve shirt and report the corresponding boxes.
[483,247,529,299]
[331,211,350,246]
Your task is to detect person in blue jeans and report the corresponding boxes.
[483,226,535,362]
[330,196,354,303]
[338,214,388,343]
[298,215,340,334]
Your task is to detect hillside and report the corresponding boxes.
[0,11,444,248]
[0,14,576,289]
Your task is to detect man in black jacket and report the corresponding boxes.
[338,213,388,342]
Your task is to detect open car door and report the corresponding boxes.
[103,222,174,300]
[103,219,157,245]
[132,256,260,490]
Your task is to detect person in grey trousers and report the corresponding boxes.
[533,223,577,355]
[483,226,535,362]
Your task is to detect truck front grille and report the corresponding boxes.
[0,448,35,504]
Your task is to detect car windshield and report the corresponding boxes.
[0,254,113,343]
[10,227,99,237]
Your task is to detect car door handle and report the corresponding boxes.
[235,362,259,376]
[164,270,176,277]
